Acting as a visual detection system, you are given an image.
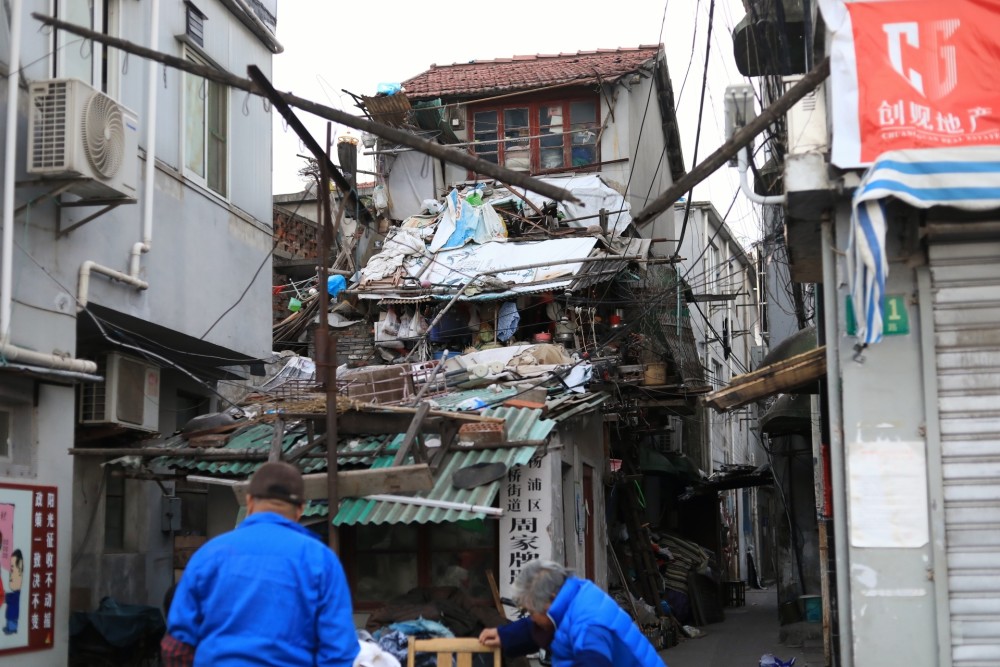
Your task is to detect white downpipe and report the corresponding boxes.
[77,261,148,310]
[129,0,159,278]
[1,0,23,344]
[364,494,504,517]
[737,147,786,206]
[84,0,159,309]
[0,0,97,374]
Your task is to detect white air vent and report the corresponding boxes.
[27,78,139,200]
[79,353,160,432]
[784,75,828,156]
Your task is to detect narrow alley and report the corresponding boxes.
[659,589,824,667]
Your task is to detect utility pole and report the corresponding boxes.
[317,123,339,552]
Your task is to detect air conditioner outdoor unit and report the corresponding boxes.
[27,78,139,201]
[79,353,160,432]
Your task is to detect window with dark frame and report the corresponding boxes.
[470,97,600,175]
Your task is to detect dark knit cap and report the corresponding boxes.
[247,462,305,505]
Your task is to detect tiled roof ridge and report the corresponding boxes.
[426,44,662,71]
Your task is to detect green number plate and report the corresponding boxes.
[845,294,910,336]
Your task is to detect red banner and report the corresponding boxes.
[0,483,57,657]
[826,0,1000,165]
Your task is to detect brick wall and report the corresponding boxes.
[273,211,319,258]
[305,321,376,368]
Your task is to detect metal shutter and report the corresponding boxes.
[930,238,1000,666]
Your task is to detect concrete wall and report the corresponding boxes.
[549,412,608,588]
[0,2,274,663]
[831,203,938,665]
[0,380,74,665]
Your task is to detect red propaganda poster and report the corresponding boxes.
[821,0,1000,167]
[0,483,57,657]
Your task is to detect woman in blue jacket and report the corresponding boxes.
[479,560,664,667]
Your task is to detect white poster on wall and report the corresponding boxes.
[848,439,929,548]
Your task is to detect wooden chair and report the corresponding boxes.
[406,637,501,667]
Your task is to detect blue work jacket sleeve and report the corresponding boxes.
[496,617,539,657]
[315,553,361,667]
[166,561,204,647]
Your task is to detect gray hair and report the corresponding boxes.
[512,560,571,613]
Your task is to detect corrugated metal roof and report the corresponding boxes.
[152,423,324,476]
[429,387,518,411]
[481,406,556,442]
[332,445,536,526]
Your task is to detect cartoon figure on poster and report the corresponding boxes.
[0,492,31,651]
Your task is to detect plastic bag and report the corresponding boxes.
[411,309,429,336]
[397,310,413,340]
[381,307,399,336]
[760,654,795,667]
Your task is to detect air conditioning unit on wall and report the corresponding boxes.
[27,78,139,200]
[79,353,160,432]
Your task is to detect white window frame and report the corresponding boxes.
[54,0,120,98]
[181,46,229,199]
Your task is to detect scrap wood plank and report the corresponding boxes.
[393,402,431,467]
[233,464,434,504]
[702,346,826,412]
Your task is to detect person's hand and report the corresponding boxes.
[478,628,501,647]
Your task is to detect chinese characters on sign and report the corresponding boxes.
[498,453,552,620]
[0,483,57,657]
[825,0,1000,166]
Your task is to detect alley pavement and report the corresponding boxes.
[657,588,826,667]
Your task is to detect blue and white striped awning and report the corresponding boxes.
[848,148,1000,346]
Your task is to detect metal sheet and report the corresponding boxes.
[332,445,536,526]
[930,237,1000,666]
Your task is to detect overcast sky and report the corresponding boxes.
[270,0,761,245]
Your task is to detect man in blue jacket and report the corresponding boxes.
[479,559,664,667]
[161,462,359,667]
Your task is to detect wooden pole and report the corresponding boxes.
[324,127,340,552]
[30,13,579,205]
[631,57,830,227]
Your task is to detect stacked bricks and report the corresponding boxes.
[273,211,319,258]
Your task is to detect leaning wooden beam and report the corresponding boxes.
[232,464,435,505]
[392,402,431,467]
[631,57,830,227]
[69,447,271,459]
[31,13,579,205]
[702,346,827,412]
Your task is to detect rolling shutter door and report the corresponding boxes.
[929,237,1000,666]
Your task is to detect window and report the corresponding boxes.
[343,521,498,609]
[470,97,600,174]
[184,50,228,196]
[55,0,119,96]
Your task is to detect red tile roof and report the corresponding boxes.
[401,46,663,100]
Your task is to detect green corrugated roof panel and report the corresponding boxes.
[429,387,517,411]
[332,445,536,526]
[482,406,556,442]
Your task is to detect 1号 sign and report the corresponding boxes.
[823,0,1000,166]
